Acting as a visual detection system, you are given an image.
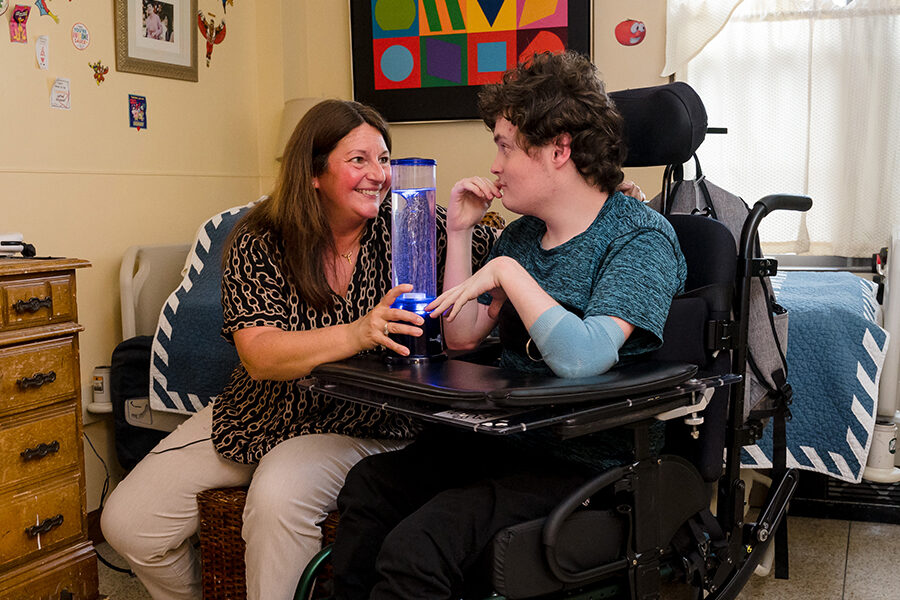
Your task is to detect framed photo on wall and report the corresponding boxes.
[350,0,592,122]
[114,0,198,81]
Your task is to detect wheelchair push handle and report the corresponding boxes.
[756,194,812,214]
[740,194,813,259]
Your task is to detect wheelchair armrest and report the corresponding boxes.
[542,465,632,584]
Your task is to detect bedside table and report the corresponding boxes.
[0,258,98,599]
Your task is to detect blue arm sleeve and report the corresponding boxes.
[528,305,626,378]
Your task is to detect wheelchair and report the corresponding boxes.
[294,82,811,600]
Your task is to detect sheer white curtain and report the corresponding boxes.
[661,0,745,77]
[672,0,900,256]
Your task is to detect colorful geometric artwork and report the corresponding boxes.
[351,0,591,121]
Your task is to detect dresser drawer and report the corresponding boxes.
[0,338,77,416]
[0,407,78,489]
[1,274,76,333]
[0,474,84,569]
[0,542,97,600]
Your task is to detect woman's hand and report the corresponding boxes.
[427,257,512,322]
[354,284,424,356]
[446,176,503,233]
[618,180,646,202]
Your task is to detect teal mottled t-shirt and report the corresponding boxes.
[481,191,687,375]
[479,191,687,471]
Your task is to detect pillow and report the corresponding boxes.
[148,199,261,414]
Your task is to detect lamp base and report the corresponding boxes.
[384,310,445,363]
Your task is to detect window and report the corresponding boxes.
[679,0,900,256]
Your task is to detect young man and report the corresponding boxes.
[331,51,687,600]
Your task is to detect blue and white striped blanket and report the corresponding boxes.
[741,271,890,483]
[148,201,258,414]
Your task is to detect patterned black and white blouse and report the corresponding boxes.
[212,198,496,464]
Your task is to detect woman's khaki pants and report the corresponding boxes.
[101,404,406,600]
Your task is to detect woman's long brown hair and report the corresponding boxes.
[227,100,391,309]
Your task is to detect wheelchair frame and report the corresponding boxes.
[293,199,808,600]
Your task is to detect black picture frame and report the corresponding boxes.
[350,0,592,122]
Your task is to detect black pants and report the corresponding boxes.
[332,428,590,600]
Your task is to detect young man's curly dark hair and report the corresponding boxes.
[478,51,626,194]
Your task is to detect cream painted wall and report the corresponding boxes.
[0,0,277,509]
[1,0,667,511]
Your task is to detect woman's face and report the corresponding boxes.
[314,123,390,226]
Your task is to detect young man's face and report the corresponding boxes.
[489,118,553,216]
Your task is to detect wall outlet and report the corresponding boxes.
[82,366,113,426]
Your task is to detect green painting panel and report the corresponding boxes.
[374,0,416,31]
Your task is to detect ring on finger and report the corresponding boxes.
[383,323,390,336]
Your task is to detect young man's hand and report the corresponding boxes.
[446,176,503,233]
[427,256,513,322]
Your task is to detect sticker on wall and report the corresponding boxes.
[89,60,108,85]
[50,77,70,110]
[221,0,233,14]
[33,0,58,24]
[72,23,90,50]
[614,19,646,46]
[35,34,48,69]
[129,94,147,131]
[0,0,9,18]
[197,11,225,67]
[9,5,30,43]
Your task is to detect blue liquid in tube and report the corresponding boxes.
[391,186,437,307]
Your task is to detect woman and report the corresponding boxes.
[101,100,495,600]
[144,3,163,40]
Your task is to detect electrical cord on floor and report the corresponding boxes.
[83,431,136,576]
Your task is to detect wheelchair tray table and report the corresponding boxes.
[310,354,739,438]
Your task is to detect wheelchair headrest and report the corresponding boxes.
[609,82,707,168]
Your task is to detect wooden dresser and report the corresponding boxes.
[0,258,98,600]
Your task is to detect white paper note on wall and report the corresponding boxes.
[36,35,48,69]
[50,77,70,110]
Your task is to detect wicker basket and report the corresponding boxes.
[197,487,340,600]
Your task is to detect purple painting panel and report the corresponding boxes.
[425,36,463,83]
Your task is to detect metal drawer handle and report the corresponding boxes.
[20,440,60,461]
[13,296,53,313]
[16,371,57,389]
[25,514,64,537]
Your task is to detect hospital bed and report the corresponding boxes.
[118,243,192,433]
[752,232,900,523]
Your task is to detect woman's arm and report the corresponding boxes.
[234,324,364,381]
[233,284,423,381]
